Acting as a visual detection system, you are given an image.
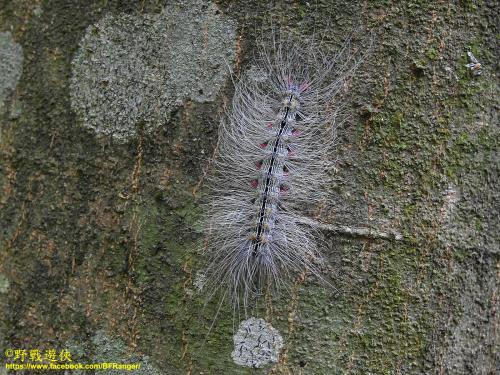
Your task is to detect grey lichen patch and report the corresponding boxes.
[0,31,23,113]
[70,0,236,141]
[0,274,9,294]
[247,65,269,83]
[66,330,163,375]
[232,317,284,368]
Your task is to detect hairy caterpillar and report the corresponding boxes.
[201,31,359,311]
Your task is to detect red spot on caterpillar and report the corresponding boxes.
[266,123,273,129]
[259,141,268,148]
[251,179,258,188]
[291,129,302,137]
[280,185,289,193]
[255,160,263,169]
[283,165,289,175]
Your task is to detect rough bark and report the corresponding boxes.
[0,1,498,374]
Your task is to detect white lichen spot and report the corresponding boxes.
[193,271,207,292]
[0,31,23,113]
[441,184,460,223]
[33,5,43,17]
[70,0,236,141]
[232,317,284,368]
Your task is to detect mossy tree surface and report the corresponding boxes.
[0,1,497,374]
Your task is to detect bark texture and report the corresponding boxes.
[0,1,498,374]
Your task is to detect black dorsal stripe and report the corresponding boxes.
[252,94,292,256]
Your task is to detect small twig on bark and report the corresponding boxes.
[297,217,404,242]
